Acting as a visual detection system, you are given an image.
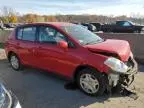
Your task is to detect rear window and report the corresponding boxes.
[17,26,36,41]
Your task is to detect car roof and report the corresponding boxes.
[18,22,74,28]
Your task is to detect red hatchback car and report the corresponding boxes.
[5,22,138,96]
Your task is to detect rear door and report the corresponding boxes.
[16,26,37,66]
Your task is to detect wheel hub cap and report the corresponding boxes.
[10,56,19,69]
[80,74,99,94]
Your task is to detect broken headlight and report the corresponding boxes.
[104,57,128,74]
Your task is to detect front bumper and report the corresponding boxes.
[108,57,138,87]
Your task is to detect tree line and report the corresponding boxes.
[0,6,144,24]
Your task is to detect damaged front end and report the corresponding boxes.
[119,57,138,87]
[105,56,138,88]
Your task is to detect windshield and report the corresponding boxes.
[61,25,103,45]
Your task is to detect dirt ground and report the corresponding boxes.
[0,49,6,60]
[0,49,144,108]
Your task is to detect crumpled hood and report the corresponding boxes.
[85,39,131,61]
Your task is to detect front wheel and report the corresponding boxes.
[134,30,140,33]
[141,28,144,33]
[76,68,107,96]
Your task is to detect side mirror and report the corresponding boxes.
[58,40,68,50]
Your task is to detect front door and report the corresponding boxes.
[35,25,82,77]
[117,21,133,32]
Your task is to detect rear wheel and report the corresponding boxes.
[76,68,107,96]
[9,54,22,71]
[107,29,112,32]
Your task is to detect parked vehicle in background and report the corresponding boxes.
[90,22,102,31]
[4,23,15,28]
[81,23,97,32]
[5,22,137,96]
[0,20,5,30]
[0,82,22,108]
[101,20,144,33]
[71,22,88,30]
[12,23,23,27]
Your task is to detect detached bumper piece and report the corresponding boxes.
[108,57,138,87]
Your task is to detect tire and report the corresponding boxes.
[134,30,140,33]
[140,28,144,33]
[107,29,111,32]
[76,68,108,96]
[9,53,22,71]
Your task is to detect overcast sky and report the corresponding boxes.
[0,0,144,16]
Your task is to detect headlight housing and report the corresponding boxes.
[104,57,128,74]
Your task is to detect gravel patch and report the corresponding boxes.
[0,49,6,60]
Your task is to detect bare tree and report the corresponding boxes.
[0,6,17,23]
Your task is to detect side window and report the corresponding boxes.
[55,31,75,48]
[22,27,36,41]
[122,22,131,27]
[55,32,67,42]
[17,27,36,41]
[117,22,124,26]
[38,26,67,44]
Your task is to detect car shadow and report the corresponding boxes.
[0,60,139,108]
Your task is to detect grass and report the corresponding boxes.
[0,43,4,49]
